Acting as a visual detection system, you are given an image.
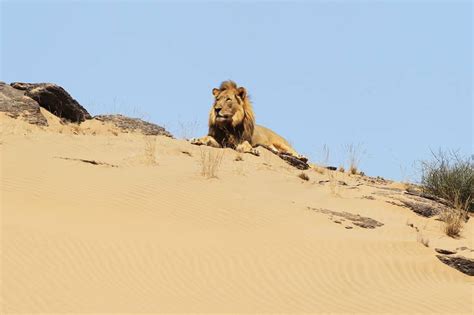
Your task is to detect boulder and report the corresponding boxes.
[11,82,91,123]
[94,114,173,137]
[0,82,48,126]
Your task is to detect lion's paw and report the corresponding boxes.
[250,148,260,156]
[190,138,203,146]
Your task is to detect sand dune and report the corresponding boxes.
[1,113,472,313]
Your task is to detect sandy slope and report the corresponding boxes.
[1,112,472,314]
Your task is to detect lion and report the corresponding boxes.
[191,80,306,161]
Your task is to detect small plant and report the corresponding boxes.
[298,172,310,181]
[349,165,358,175]
[200,149,224,178]
[321,144,330,166]
[346,143,366,176]
[417,233,430,247]
[338,166,345,173]
[439,203,468,238]
[420,150,473,212]
[443,202,470,239]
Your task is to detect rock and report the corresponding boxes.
[352,219,383,229]
[436,255,474,276]
[0,82,48,125]
[435,248,457,255]
[11,82,91,123]
[394,200,439,218]
[309,207,384,229]
[94,114,173,137]
[277,153,309,170]
[326,166,337,171]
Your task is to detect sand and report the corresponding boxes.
[1,111,472,314]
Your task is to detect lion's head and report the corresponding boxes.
[208,81,255,148]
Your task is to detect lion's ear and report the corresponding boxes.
[237,87,247,100]
[212,88,220,97]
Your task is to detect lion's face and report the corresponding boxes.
[211,88,246,127]
[207,81,255,146]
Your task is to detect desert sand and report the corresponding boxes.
[1,110,472,314]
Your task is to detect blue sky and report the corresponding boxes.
[1,1,472,181]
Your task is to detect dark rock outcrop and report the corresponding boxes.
[308,207,384,229]
[0,82,48,125]
[436,255,474,276]
[435,248,457,255]
[94,114,173,137]
[11,82,91,123]
[278,152,309,170]
[2,81,173,137]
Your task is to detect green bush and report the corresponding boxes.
[421,150,473,211]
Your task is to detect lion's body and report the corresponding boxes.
[252,125,300,157]
[191,81,304,160]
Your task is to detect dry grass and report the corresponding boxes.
[313,166,325,175]
[349,165,358,175]
[417,233,430,247]
[200,149,224,178]
[234,154,243,162]
[346,144,365,175]
[439,196,469,238]
[69,123,82,135]
[338,166,345,173]
[440,209,465,238]
[177,120,200,140]
[144,136,157,165]
[298,172,310,181]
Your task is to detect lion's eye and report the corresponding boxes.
[226,98,231,102]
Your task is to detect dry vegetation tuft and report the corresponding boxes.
[313,166,325,175]
[200,149,224,178]
[346,144,365,175]
[440,208,467,238]
[298,172,310,181]
[417,233,430,247]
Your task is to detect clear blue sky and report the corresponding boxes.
[1,1,472,181]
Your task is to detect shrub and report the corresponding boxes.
[421,150,473,212]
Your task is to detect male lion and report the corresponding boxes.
[191,81,306,161]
